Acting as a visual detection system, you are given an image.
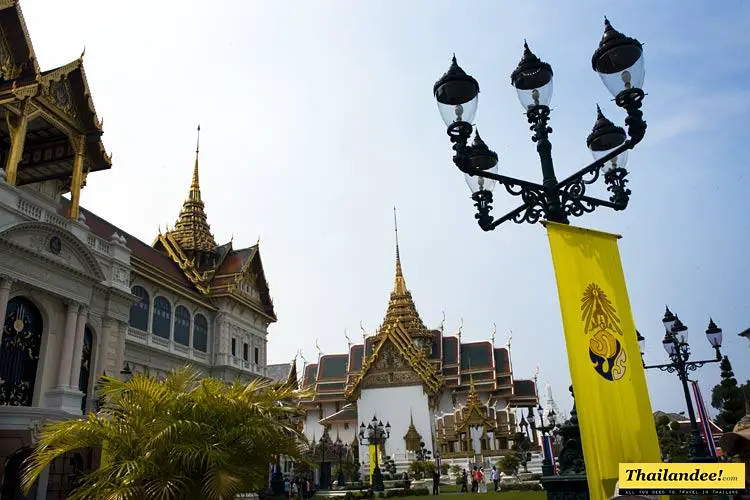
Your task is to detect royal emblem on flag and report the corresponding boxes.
[581,283,627,381]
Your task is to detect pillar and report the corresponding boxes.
[3,100,29,186]
[56,301,80,388]
[69,307,88,388]
[67,135,85,220]
[0,275,14,323]
[116,320,128,377]
[95,318,115,376]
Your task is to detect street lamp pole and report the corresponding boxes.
[432,19,647,231]
[359,416,391,492]
[537,404,557,476]
[640,307,724,462]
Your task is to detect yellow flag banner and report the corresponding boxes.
[544,221,662,500]
[368,444,378,481]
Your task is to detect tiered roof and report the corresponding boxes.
[60,126,276,322]
[300,217,538,414]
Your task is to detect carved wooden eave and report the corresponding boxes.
[345,320,443,400]
[152,233,210,294]
[454,381,496,433]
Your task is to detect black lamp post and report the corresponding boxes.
[537,404,557,476]
[359,416,391,492]
[333,438,348,487]
[433,19,647,231]
[640,306,724,462]
[415,440,432,462]
[316,429,334,489]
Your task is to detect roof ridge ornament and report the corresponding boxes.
[165,125,218,254]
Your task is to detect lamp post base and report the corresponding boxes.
[372,465,385,492]
[540,473,589,500]
[541,462,555,477]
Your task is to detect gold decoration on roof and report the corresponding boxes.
[345,320,443,399]
[466,377,482,408]
[403,413,422,452]
[455,378,496,432]
[166,125,217,254]
[378,208,432,340]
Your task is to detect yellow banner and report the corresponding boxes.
[619,463,745,494]
[545,222,662,500]
[368,444,377,480]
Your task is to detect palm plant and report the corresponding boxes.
[21,366,310,500]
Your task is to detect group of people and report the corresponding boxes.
[459,466,501,493]
[282,477,314,500]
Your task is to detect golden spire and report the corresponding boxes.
[378,209,432,340]
[167,125,217,254]
[466,376,482,408]
[393,206,406,294]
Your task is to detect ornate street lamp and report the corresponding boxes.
[332,438,348,487]
[433,19,647,231]
[536,404,557,476]
[641,306,724,462]
[415,440,432,462]
[359,416,391,491]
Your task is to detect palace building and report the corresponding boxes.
[300,218,540,478]
[0,3,286,497]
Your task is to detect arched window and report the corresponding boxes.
[1,297,43,407]
[174,306,190,346]
[152,297,171,339]
[129,286,150,331]
[78,326,93,414]
[193,314,208,352]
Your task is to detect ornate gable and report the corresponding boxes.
[345,321,442,400]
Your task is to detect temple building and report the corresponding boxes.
[300,216,539,475]
[0,2,284,496]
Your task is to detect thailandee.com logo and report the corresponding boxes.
[618,463,745,496]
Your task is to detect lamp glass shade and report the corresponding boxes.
[516,80,553,111]
[464,166,497,194]
[673,323,688,345]
[438,96,478,127]
[662,336,677,356]
[705,320,723,348]
[593,148,628,174]
[598,52,645,98]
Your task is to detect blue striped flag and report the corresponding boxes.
[690,380,717,458]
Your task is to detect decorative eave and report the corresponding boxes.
[153,233,210,294]
[454,380,496,432]
[345,320,443,399]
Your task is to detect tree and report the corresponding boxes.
[710,356,748,431]
[654,415,689,462]
[21,366,310,500]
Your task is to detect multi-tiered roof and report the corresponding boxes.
[300,217,537,415]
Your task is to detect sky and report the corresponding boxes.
[20,1,750,416]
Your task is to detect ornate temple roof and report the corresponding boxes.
[0,1,111,186]
[165,126,217,255]
[375,210,432,341]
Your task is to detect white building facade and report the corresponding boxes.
[0,3,281,497]
[300,235,540,478]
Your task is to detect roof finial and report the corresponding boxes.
[191,124,201,191]
[345,328,352,348]
[491,323,497,345]
[393,206,407,294]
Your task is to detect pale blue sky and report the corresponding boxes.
[23,1,750,415]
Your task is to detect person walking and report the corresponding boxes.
[460,469,468,493]
[470,467,478,493]
[477,469,486,493]
[491,466,499,492]
[432,469,440,496]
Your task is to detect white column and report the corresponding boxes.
[95,318,114,376]
[57,301,80,388]
[0,275,14,323]
[69,306,88,388]
[117,320,128,377]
